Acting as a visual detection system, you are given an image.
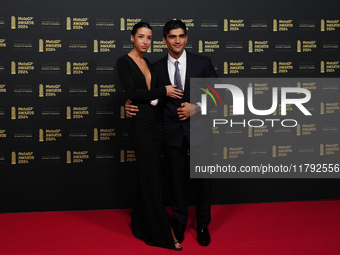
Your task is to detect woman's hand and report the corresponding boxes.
[125,99,139,118]
[165,85,183,99]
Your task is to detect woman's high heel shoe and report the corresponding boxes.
[171,229,183,251]
[173,240,182,251]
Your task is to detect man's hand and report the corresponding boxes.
[177,102,197,121]
[125,99,139,118]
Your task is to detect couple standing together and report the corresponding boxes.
[117,20,218,250]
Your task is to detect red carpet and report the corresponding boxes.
[1,200,340,255]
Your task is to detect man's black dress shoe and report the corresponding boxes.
[197,226,211,246]
[174,222,186,243]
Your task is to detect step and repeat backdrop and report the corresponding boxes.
[0,0,339,212]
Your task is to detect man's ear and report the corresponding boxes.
[162,37,167,45]
[131,34,134,43]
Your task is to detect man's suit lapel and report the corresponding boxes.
[160,56,171,86]
[184,52,195,98]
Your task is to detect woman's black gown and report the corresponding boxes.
[116,54,174,249]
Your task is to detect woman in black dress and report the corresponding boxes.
[116,22,183,250]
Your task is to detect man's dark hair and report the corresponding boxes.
[131,22,152,36]
[163,20,187,38]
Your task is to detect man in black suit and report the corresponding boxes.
[126,20,218,246]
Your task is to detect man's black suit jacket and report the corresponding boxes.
[153,51,218,148]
